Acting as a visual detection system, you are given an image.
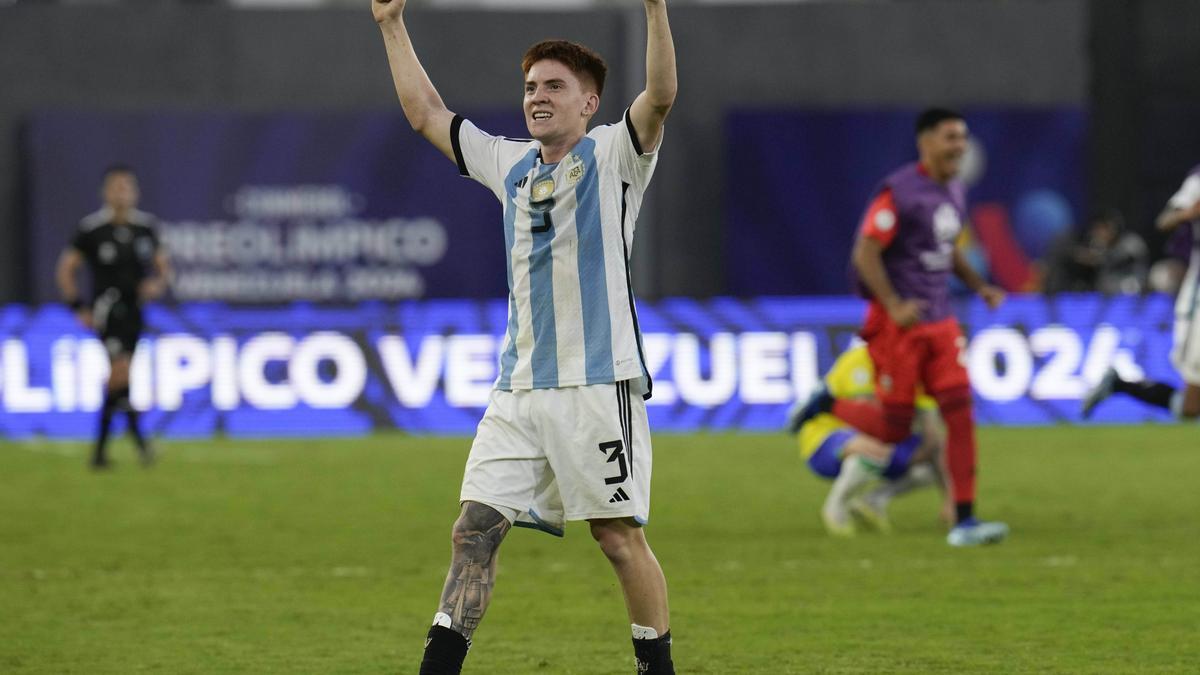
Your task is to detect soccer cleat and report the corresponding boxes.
[946,518,1009,547]
[821,503,856,538]
[138,441,157,467]
[1081,367,1118,419]
[849,495,893,534]
[785,383,833,434]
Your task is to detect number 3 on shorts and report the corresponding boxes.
[598,440,629,485]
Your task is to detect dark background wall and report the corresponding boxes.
[1090,0,1200,259]
[5,0,1195,302]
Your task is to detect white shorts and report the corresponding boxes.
[1171,312,1200,386]
[460,380,652,536]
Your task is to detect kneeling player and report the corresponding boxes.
[789,345,947,536]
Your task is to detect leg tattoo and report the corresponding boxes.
[438,502,510,639]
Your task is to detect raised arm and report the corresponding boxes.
[1156,201,1200,232]
[373,0,456,161]
[1158,173,1200,232]
[627,0,677,153]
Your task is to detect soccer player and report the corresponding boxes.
[787,344,947,537]
[372,0,677,673]
[843,108,1009,547]
[55,165,170,469]
[1082,164,1200,420]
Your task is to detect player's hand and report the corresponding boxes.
[978,284,1006,310]
[372,0,405,24]
[138,278,166,302]
[74,309,93,330]
[885,298,926,328]
[939,498,956,526]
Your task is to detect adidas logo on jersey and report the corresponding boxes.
[609,487,631,503]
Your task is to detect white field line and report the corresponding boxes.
[8,440,279,466]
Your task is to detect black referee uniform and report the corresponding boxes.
[72,207,161,466]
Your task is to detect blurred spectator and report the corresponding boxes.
[1043,209,1147,294]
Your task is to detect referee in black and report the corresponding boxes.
[56,165,171,469]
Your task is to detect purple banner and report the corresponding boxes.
[24,110,527,303]
[725,108,1088,295]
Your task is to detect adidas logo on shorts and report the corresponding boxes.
[609,487,631,503]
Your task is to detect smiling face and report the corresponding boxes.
[523,59,598,147]
[917,119,969,183]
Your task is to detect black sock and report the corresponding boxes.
[419,625,469,675]
[93,391,120,466]
[127,407,148,453]
[633,631,674,675]
[956,502,974,524]
[1112,378,1175,410]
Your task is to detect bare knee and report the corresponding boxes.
[842,434,891,465]
[590,519,645,564]
[450,502,510,559]
[108,357,131,390]
[1180,386,1200,419]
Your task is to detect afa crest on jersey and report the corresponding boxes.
[565,153,587,187]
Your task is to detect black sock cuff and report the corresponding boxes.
[633,631,674,674]
[955,501,974,524]
[420,625,469,675]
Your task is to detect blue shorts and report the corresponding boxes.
[806,430,855,479]
[806,431,922,480]
[882,435,922,479]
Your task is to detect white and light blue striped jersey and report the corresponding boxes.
[450,110,659,393]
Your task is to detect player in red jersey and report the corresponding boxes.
[798,109,1009,546]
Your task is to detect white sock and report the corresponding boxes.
[870,461,939,503]
[632,623,659,640]
[433,612,453,628]
[827,457,879,508]
[1171,391,1186,419]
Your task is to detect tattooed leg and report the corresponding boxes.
[437,501,511,640]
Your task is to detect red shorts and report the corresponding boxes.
[861,302,969,406]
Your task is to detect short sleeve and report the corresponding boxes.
[70,227,89,254]
[859,189,899,249]
[144,225,162,251]
[591,108,660,189]
[451,116,532,197]
[1168,174,1200,211]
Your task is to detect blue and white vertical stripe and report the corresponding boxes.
[490,126,654,391]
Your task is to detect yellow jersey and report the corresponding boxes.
[797,346,935,459]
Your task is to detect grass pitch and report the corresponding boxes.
[2,426,1198,674]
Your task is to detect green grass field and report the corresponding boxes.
[2,426,1198,674]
